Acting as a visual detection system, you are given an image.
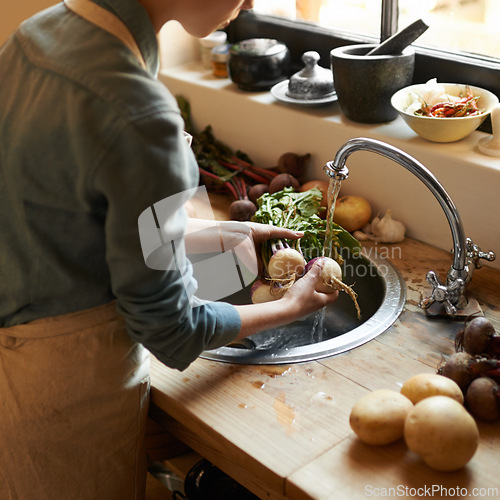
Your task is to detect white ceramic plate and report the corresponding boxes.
[270,80,338,107]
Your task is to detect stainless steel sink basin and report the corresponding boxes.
[201,250,406,364]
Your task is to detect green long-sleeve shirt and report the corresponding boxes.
[0,0,241,370]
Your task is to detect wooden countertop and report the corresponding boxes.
[149,194,500,499]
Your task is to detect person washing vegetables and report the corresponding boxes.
[0,0,339,498]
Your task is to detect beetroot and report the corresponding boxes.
[460,316,500,357]
[269,173,300,194]
[248,183,269,204]
[229,200,257,221]
[277,152,311,180]
[465,377,500,422]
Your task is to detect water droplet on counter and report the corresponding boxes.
[252,380,266,390]
[273,392,296,435]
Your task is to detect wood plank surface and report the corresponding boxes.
[150,194,500,499]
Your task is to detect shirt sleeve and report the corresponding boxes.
[90,101,241,371]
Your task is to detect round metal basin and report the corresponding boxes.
[201,250,406,364]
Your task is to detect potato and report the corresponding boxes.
[401,373,464,405]
[404,396,479,471]
[349,389,413,445]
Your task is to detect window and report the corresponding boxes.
[252,0,500,61]
[227,0,500,114]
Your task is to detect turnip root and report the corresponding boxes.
[267,247,306,281]
[401,373,463,405]
[349,389,414,445]
[465,376,500,422]
[307,257,361,319]
[404,396,479,472]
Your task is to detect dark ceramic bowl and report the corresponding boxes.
[228,38,291,91]
[331,44,415,123]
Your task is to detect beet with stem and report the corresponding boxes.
[438,352,478,393]
[439,352,500,393]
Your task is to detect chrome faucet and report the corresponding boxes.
[324,137,495,316]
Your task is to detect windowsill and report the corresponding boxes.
[158,61,500,271]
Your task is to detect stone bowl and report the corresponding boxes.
[331,44,415,123]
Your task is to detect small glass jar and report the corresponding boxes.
[211,44,229,78]
[199,31,227,69]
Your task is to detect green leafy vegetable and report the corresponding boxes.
[252,187,361,268]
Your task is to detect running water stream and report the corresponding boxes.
[310,177,344,344]
[323,178,343,259]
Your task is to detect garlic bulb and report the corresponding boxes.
[354,209,406,243]
[370,209,405,243]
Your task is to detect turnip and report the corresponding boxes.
[404,396,479,472]
[250,279,284,304]
[465,376,500,422]
[267,243,306,281]
[306,256,361,319]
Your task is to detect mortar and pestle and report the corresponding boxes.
[331,19,429,123]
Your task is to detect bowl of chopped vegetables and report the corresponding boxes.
[391,80,499,142]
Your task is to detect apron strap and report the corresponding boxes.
[64,0,147,70]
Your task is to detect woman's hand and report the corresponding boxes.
[282,259,340,316]
[233,259,339,340]
[221,221,303,276]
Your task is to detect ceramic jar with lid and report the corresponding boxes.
[286,51,335,100]
[228,38,291,91]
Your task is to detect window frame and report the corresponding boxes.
[227,10,500,132]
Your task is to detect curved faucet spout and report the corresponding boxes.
[325,137,467,272]
[324,137,495,316]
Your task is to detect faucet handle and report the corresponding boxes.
[419,271,464,316]
[466,238,496,269]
